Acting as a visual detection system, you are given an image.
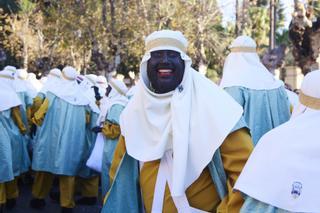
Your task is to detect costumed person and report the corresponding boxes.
[75,74,101,206]
[96,75,108,98]
[234,70,320,213]
[102,30,253,213]
[220,36,290,145]
[91,78,128,197]
[0,67,30,211]
[29,66,93,213]
[27,72,42,92]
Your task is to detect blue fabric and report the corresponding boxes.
[101,152,143,213]
[101,104,125,197]
[32,92,88,176]
[0,109,30,181]
[77,110,99,178]
[102,118,246,212]
[240,196,292,213]
[224,86,290,145]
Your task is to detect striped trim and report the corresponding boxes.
[0,74,14,80]
[146,38,187,53]
[230,47,256,53]
[299,91,320,110]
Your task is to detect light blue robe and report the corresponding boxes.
[0,108,30,182]
[101,104,125,197]
[77,111,99,178]
[240,197,292,213]
[101,118,247,213]
[224,86,290,145]
[32,92,88,176]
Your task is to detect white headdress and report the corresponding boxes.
[220,35,283,90]
[235,70,320,212]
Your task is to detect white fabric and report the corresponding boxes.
[96,78,128,126]
[86,133,104,172]
[120,30,243,197]
[152,151,208,213]
[286,89,299,111]
[50,66,90,106]
[235,70,320,212]
[220,36,283,90]
[78,75,100,113]
[40,68,62,95]
[0,70,22,111]
[27,73,42,92]
[14,69,37,98]
[96,75,108,97]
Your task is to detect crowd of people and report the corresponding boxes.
[0,29,318,213]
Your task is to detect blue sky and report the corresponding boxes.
[217,0,295,29]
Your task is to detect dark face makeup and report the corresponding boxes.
[147,50,185,94]
[105,85,112,97]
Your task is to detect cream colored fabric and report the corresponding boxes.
[15,69,37,98]
[50,66,90,106]
[0,70,21,111]
[220,36,283,90]
[235,70,320,212]
[96,78,128,126]
[40,68,62,95]
[120,30,243,197]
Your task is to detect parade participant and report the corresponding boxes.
[235,70,320,213]
[27,72,42,92]
[220,36,290,145]
[92,78,128,197]
[0,68,30,210]
[96,75,108,98]
[102,30,253,213]
[30,66,92,213]
[76,74,100,206]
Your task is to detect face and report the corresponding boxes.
[105,85,112,97]
[147,50,185,94]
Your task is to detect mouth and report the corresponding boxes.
[157,69,174,77]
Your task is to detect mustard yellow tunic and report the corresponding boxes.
[107,128,253,212]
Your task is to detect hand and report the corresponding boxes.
[91,126,102,133]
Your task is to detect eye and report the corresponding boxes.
[168,51,179,58]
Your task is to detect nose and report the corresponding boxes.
[160,52,169,64]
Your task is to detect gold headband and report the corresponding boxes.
[0,74,14,80]
[109,80,126,96]
[146,38,186,53]
[49,73,61,78]
[299,91,320,110]
[230,47,256,53]
[18,76,27,80]
[62,72,75,81]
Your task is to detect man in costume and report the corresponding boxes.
[0,67,30,211]
[102,30,253,212]
[235,70,320,213]
[220,35,291,145]
[92,78,128,197]
[29,66,94,213]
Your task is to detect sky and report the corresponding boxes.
[217,0,296,29]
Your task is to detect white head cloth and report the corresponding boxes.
[50,66,90,106]
[27,73,42,92]
[14,68,37,98]
[97,78,128,126]
[220,35,283,90]
[0,69,22,111]
[120,30,243,197]
[235,70,320,212]
[96,75,108,97]
[78,74,100,113]
[40,68,62,95]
